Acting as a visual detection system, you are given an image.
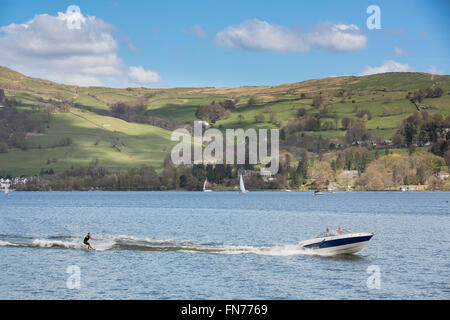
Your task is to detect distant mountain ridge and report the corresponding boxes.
[0,65,449,176]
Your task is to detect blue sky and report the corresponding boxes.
[0,0,448,88]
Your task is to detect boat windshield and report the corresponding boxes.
[316,228,351,238]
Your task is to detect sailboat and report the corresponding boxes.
[203,178,212,192]
[239,173,248,194]
[4,184,9,196]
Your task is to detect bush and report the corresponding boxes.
[254,114,265,123]
[196,101,226,124]
[341,117,352,130]
[356,109,372,120]
[297,108,307,117]
[0,142,8,153]
[312,95,328,108]
[433,87,443,98]
[248,97,258,105]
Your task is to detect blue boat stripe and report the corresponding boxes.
[303,235,372,249]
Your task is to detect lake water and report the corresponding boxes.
[0,191,449,299]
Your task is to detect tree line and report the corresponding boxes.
[0,89,44,153]
[15,159,287,191]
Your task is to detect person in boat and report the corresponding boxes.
[83,233,96,250]
[337,227,343,234]
[326,226,330,233]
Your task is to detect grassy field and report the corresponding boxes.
[0,107,175,176]
[1,65,449,175]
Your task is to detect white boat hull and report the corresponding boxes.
[299,232,373,255]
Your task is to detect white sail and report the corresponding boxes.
[239,174,247,194]
[203,178,212,192]
[5,184,9,195]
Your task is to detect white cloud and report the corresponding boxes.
[186,25,208,39]
[360,60,413,75]
[128,66,161,85]
[0,9,161,87]
[394,47,405,56]
[427,65,445,75]
[214,19,367,53]
[307,23,367,52]
[215,19,308,53]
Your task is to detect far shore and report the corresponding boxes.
[4,189,449,192]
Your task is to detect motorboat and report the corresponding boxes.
[314,190,323,195]
[299,229,373,255]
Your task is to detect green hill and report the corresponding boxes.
[0,65,449,176]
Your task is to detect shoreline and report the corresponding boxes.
[5,189,450,192]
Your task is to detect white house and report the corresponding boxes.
[0,178,11,190]
[437,172,449,180]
